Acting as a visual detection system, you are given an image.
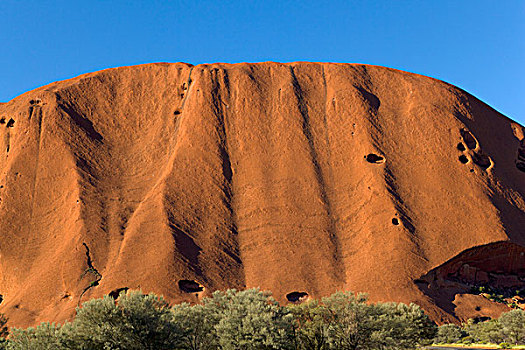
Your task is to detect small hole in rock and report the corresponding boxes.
[460,129,478,149]
[0,294,3,304]
[174,109,181,115]
[108,287,129,300]
[475,306,481,311]
[0,117,5,124]
[516,162,525,173]
[365,154,385,164]
[459,155,469,164]
[178,280,204,293]
[472,152,491,170]
[286,291,309,303]
[457,143,466,151]
[392,218,400,225]
[6,119,15,128]
[470,169,474,173]
[473,316,491,323]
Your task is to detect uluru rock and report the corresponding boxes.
[0,62,523,327]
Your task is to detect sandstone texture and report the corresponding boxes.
[0,62,523,327]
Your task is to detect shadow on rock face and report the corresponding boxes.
[415,242,525,321]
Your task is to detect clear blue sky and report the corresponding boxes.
[1,0,524,124]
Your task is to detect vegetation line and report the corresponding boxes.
[1,288,436,349]
[1,288,523,349]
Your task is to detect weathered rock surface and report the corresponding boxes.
[0,62,523,326]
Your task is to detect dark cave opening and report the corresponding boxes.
[178,280,204,293]
[460,129,478,150]
[365,154,385,164]
[286,291,309,303]
[459,155,469,164]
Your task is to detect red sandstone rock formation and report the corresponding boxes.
[0,62,523,327]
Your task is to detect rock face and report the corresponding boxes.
[0,62,523,327]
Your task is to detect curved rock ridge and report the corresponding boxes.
[0,62,523,326]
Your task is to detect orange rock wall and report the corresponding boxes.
[0,62,523,326]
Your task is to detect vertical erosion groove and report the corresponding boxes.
[355,74,427,264]
[179,66,194,113]
[210,68,243,270]
[29,101,44,219]
[23,100,45,265]
[167,66,194,156]
[290,65,344,279]
[165,66,202,274]
[384,167,416,235]
[168,215,203,277]
[363,76,427,264]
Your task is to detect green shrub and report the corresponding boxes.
[466,318,504,344]
[287,293,436,350]
[435,323,463,343]
[438,308,525,347]
[64,290,183,350]
[171,302,218,350]
[287,299,330,350]
[460,335,473,344]
[369,301,437,349]
[6,322,65,350]
[499,309,525,345]
[319,291,373,350]
[206,288,294,350]
[0,314,8,350]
